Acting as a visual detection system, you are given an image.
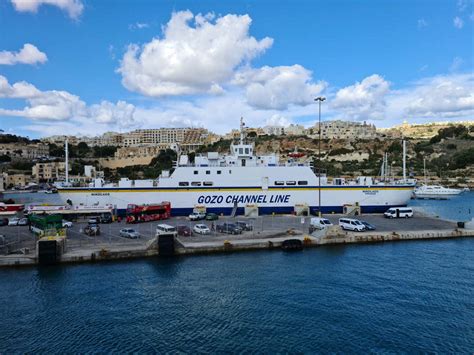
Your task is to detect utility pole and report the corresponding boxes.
[314,97,326,217]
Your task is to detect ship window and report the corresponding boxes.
[203,181,213,186]
[194,170,198,175]
[217,170,221,175]
[206,170,211,175]
[245,148,249,154]
[286,181,296,185]
[229,170,232,174]
[191,182,201,186]
[298,181,308,185]
[275,181,284,186]
[179,182,189,186]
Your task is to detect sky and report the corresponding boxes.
[0,0,473,138]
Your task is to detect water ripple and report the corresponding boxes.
[0,239,473,353]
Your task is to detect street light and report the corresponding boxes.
[314,96,326,217]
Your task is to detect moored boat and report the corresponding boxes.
[413,185,462,199]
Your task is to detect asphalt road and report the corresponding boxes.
[0,213,456,255]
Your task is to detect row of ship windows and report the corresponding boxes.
[179,181,214,186]
[177,180,308,187]
[194,170,228,175]
[275,181,308,186]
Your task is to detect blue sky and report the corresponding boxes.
[0,0,472,138]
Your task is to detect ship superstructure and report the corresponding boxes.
[58,119,415,216]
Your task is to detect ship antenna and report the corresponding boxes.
[240,117,245,145]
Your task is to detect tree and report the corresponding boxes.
[77,142,90,157]
[388,141,402,153]
[0,155,11,163]
[93,146,117,158]
[49,143,65,157]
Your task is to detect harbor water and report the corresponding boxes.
[0,192,472,352]
[0,239,473,352]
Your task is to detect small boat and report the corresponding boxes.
[0,202,25,215]
[413,185,462,199]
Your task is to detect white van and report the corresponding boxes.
[155,224,177,237]
[384,207,413,219]
[309,217,333,232]
[339,218,366,232]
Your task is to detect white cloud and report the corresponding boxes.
[118,10,273,97]
[0,75,136,127]
[90,100,136,125]
[331,74,390,121]
[392,73,474,119]
[129,22,149,30]
[265,114,292,127]
[417,18,428,28]
[234,65,327,110]
[0,44,47,65]
[10,0,84,19]
[453,16,464,28]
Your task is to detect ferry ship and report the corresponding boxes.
[58,119,415,216]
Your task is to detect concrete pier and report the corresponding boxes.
[0,214,473,267]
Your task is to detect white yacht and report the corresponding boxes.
[413,185,462,199]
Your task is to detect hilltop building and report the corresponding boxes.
[311,120,377,140]
[0,143,49,159]
[42,127,209,149]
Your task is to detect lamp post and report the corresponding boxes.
[314,96,326,217]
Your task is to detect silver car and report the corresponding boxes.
[119,228,140,239]
[193,224,210,235]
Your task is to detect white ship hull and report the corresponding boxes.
[413,185,462,199]
[58,185,414,216]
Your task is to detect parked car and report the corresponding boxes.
[235,220,253,231]
[309,217,333,232]
[62,220,73,228]
[216,223,243,235]
[119,228,140,239]
[205,213,219,221]
[155,224,177,237]
[8,217,20,226]
[360,221,376,231]
[177,225,192,237]
[84,224,100,236]
[339,218,366,232]
[384,207,414,219]
[99,214,113,223]
[18,218,29,226]
[88,216,100,224]
[193,224,211,235]
[189,212,206,221]
[0,218,9,226]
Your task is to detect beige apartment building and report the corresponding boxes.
[32,162,67,182]
[122,128,208,147]
[2,173,31,188]
[312,120,377,140]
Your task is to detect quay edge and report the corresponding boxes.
[1,227,473,267]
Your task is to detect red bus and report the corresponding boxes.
[126,202,171,223]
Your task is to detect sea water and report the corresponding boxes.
[0,192,472,352]
[0,239,473,352]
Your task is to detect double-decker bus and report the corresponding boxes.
[126,202,171,223]
[28,214,64,236]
